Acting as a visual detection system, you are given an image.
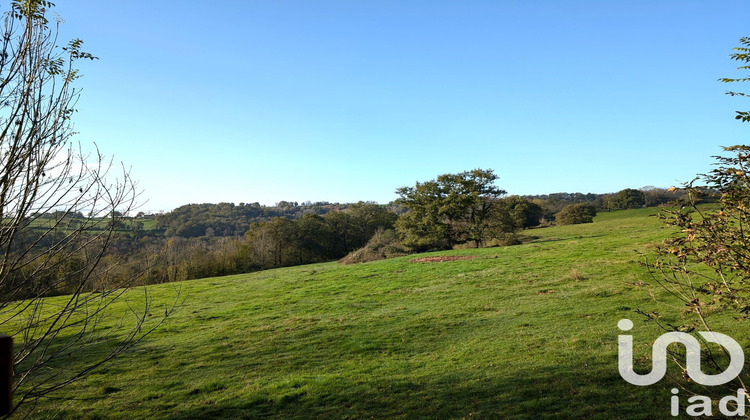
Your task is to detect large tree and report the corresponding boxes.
[395,169,507,250]
[0,1,174,415]
[554,203,596,225]
[615,188,646,209]
[497,196,544,230]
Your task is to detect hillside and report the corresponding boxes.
[24,208,736,418]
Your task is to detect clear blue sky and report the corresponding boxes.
[45,1,750,212]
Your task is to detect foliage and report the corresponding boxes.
[641,37,750,400]
[645,147,750,313]
[338,228,406,264]
[245,216,329,269]
[554,203,597,225]
[0,1,176,415]
[592,188,648,211]
[395,169,507,250]
[242,203,397,271]
[482,232,521,247]
[10,191,684,290]
[615,188,646,209]
[155,202,345,238]
[640,147,750,400]
[497,196,543,229]
[525,189,683,215]
[719,36,750,122]
[525,192,602,222]
[640,186,685,207]
[144,190,677,242]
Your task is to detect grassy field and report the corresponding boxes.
[21,207,746,419]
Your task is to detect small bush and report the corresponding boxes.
[485,232,522,247]
[555,203,596,225]
[339,228,406,264]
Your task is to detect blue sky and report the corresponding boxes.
[45,1,750,212]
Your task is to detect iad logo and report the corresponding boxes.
[617,319,747,417]
[617,319,744,386]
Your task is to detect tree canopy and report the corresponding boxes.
[394,169,511,250]
[555,203,597,225]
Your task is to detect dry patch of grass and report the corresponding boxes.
[410,256,477,263]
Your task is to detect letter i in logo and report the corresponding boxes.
[618,319,666,386]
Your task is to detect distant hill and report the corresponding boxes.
[147,201,400,238]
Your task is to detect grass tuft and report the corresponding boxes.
[568,268,588,281]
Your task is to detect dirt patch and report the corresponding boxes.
[537,289,556,295]
[409,256,477,263]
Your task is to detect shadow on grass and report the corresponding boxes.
[162,361,669,419]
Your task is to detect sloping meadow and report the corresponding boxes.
[23,208,741,418]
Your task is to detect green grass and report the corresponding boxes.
[19,208,741,418]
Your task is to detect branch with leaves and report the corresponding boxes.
[0,1,178,416]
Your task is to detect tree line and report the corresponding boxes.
[152,201,353,237]
[81,169,694,288]
[5,169,697,297]
[140,185,690,241]
[57,202,400,288]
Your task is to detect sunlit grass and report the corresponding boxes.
[22,207,736,418]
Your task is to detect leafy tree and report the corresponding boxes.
[525,192,599,220]
[640,186,683,207]
[462,169,509,247]
[529,198,558,223]
[245,218,297,268]
[615,188,646,209]
[555,203,597,225]
[498,196,544,229]
[395,169,506,250]
[394,185,447,251]
[294,213,335,264]
[343,202,398,248]
[0,1,175,415]
[322,211,356,256]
